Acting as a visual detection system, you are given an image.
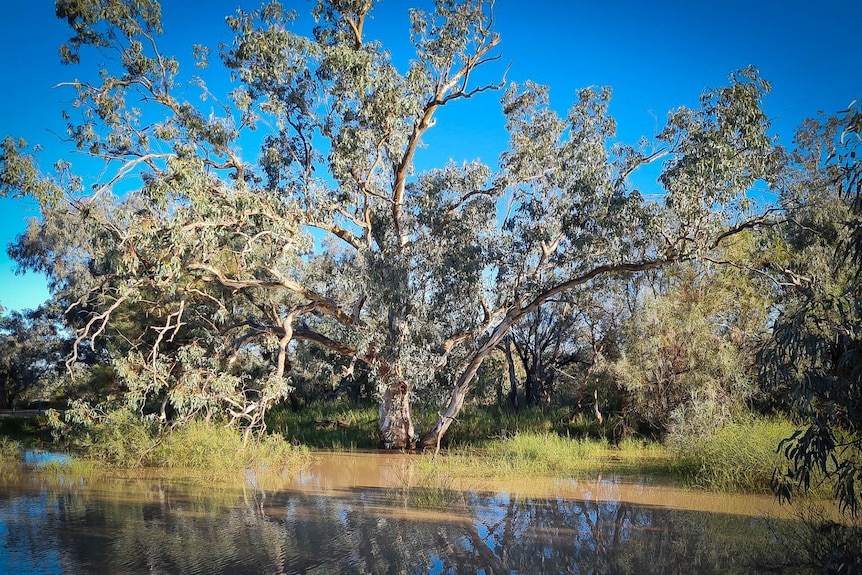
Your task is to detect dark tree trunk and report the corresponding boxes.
[502,335,519,410]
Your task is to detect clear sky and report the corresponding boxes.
[1,0,860,313]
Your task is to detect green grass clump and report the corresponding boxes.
[435,431,671,480]
[0,436,22,463]
[147,420,309,471]
[75,408,157,465]
[60,408,309,472]
[438,406,562,447]
[486,432,608,475]
[668,415,797,493]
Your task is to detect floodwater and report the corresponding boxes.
[1,451,799,574]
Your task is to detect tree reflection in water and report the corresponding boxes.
[0,471,788,574]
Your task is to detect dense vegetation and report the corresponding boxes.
[0,0,859,528]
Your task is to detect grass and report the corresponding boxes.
[267,403,809,495]
[49,408,311,473]
[5,399,821,499]
[0,436,22,463]
[667,415,800,493]
[431,432,672,481]
[145,420,311,472]
[430,405,563,447]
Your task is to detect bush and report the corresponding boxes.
[76,407,158,465]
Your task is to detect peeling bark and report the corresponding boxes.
[378,378,415,449]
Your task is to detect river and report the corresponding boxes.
[1,451,801,574]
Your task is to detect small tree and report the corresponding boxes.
[613,248,772,437]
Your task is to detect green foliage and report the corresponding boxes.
[434,404,561,446]
[669,415,799,493]
[0,305,68,409]
[613,248,772,436]
[486,432,609,475]
[62,406,159,464]
[764,103,862,516]
[146,420,309,471]
[50,404,307,469]
[434,431,669,480]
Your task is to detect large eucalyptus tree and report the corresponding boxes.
[1,0,780,448]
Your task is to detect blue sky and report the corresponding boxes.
[1,0,860,313]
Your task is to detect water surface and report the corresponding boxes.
[1,452,796,574]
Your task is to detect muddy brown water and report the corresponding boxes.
[1,451,804,574]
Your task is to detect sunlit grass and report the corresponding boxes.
[0,436,22,462]
[432,432,673,480]
[55,408,311,474]
[145,420,311,473]
[667,415,799,493]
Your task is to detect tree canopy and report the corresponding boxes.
[0,0,786,452]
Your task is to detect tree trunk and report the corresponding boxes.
[378,378,416,449]
[419,311,518,450]
[418,377,470,451]
[503,335,519,411]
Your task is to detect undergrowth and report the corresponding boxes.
[8,398,820,499]
[266,399,379,449]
